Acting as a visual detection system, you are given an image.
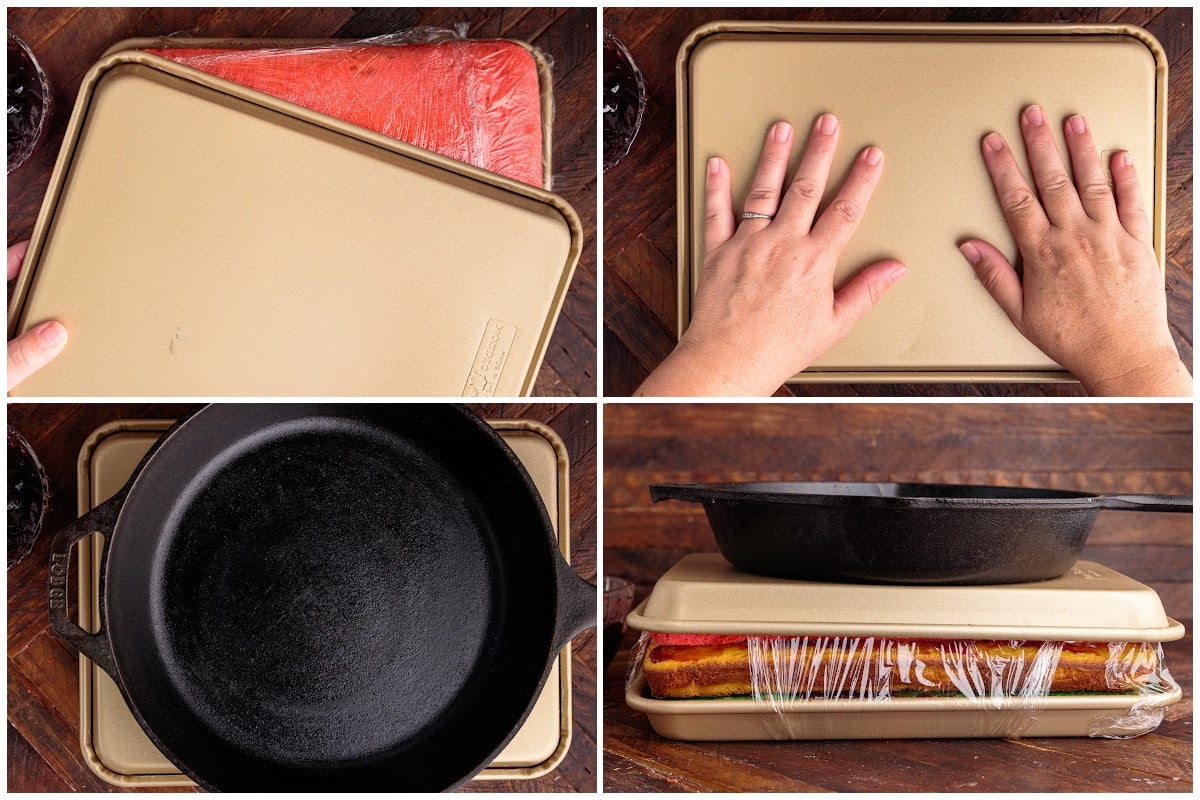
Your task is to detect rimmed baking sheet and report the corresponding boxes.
[9,51,580,396]
[625,667,1182,740]
[677,22,1165,382]
[625,554,1184,642]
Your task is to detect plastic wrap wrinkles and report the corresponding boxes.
[632,632,1176,739]
[146,28,547,187]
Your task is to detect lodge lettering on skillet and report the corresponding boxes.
[49,551,69,609]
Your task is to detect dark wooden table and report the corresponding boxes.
[6,7,596,397]
[7,403,597,792]
[602,7,1193,397]
[602,402,1192,791]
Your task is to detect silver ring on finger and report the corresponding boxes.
[741,212,774,220]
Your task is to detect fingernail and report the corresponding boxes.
[1068,115,1086,135]
[36,321,67,348]
[864,146,883,166]
[959,242,982,265]
[773,122,792,142]
[708,157,721,175]
[1024,105,1045,127]
[1122,151,1132,167]
[817,113,837,135]
[984,133,1004,152]
[887,263,908,284]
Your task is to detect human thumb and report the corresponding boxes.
[8,321,67,392]
[831,259,907,335]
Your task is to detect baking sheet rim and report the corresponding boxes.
[673,20,1168,383]
[75,416,574,786]
[624,597,1186,644]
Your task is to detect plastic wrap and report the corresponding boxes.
[630,632,1178,739]
[140,28,549,188]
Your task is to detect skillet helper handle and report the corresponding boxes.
[1097,494,1193,513]
[48,493,124,677]
[552,555,596,653]
[649,483,698,504]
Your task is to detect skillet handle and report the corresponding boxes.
[48,493,124,678]
[1096,494,1193,512]
[552,555,596,653]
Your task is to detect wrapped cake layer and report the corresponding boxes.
[146,35,547,187]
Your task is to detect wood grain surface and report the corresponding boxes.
[602,7,1193,397]
[602,402,1192,792]
[7,402,597,793]
[6,7,596,397]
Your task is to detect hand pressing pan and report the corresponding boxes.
[651,482,1191,585]
[49,404,595,791]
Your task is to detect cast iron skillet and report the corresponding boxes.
[49,404,594,791]
[651,481,1192,585]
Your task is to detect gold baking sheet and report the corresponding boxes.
[103,36,557,193]
[677,22,1165,382]
[10,51,580,396]
[76,417,572,786]
[626,554,1184,642]
[625,667,1182,740]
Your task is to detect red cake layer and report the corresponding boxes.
[148,41,545,187]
